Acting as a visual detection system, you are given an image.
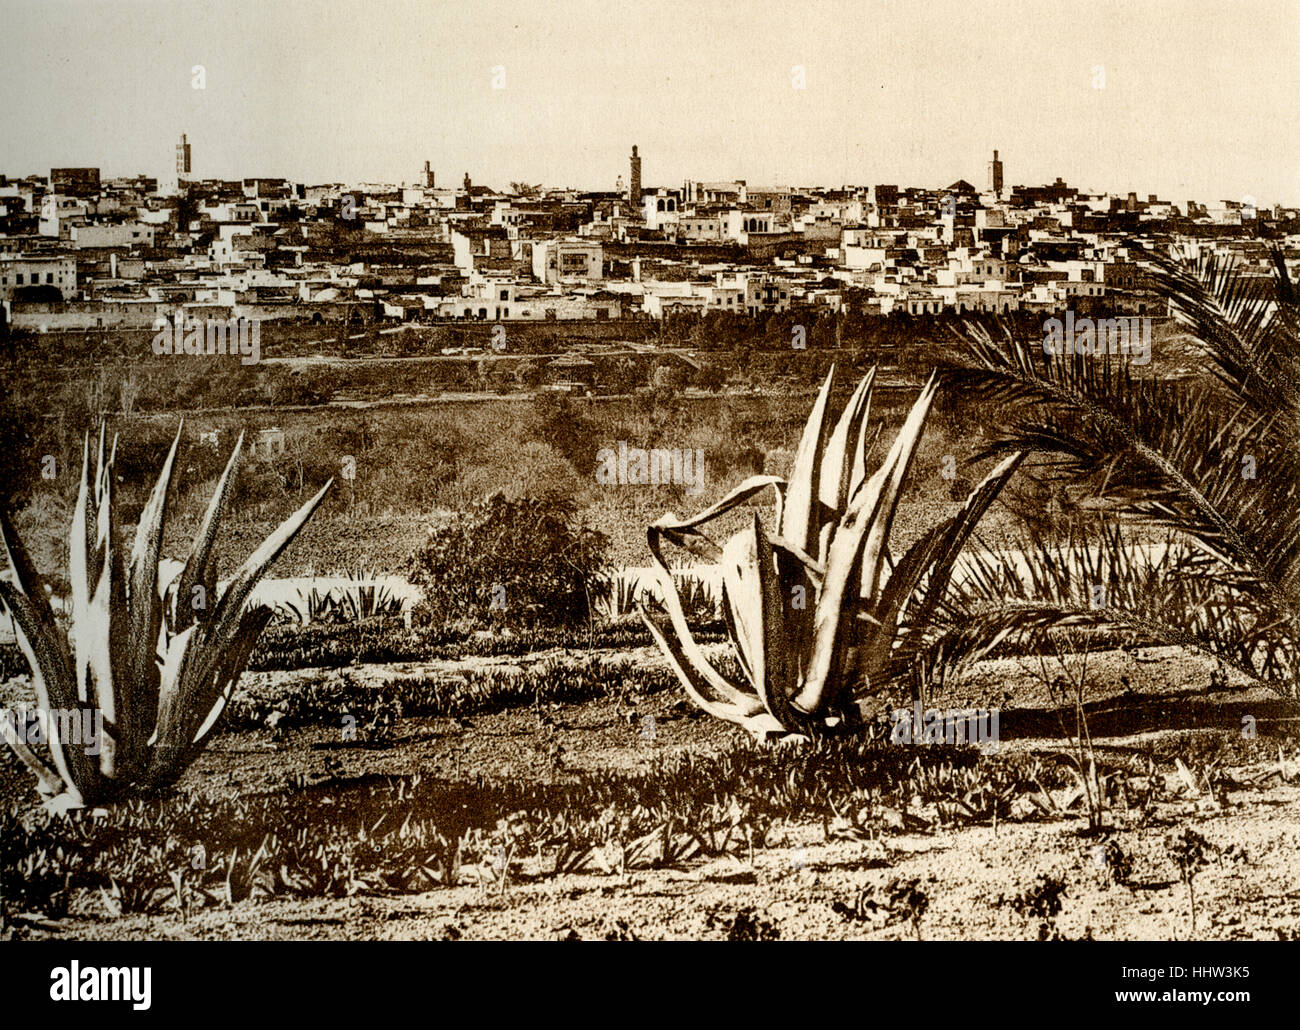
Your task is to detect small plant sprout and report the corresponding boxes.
[1090,839,1132,889]
[1165,827,1213,937]
[885,877,931,940]
[1004,873,1069,940]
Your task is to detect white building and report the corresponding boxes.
[0,254,77,300]
[530,239,603,284]
[71,222,158,249]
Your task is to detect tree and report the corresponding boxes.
[598,357,640,395]
[514,360,544,390]
[528,391,594,468]
[693,361,727,393]
[652,360,688,391]
[940,246,1300,697]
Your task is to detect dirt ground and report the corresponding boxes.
[6,644,1300,941]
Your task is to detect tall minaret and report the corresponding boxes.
[176,133,192,181]
[168,132,192,197]
[424,160,435,188]
[629,145,642,206]
[988,149,1003,198]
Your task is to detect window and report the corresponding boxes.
[16,274,23,284]
[500,289,509,300]
[46,273,53,283]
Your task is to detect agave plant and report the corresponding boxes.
[0,425,330,808]
[336,569,405,621]
[940,245,1300,696]
[275,583,339,625]
[671,569,719,621]
[638,367,1023,739]
[594,571,642,622]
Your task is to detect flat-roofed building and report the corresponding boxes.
[0,254,77,300]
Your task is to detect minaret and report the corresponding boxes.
[176,133,192,183]
[424,160,435,188]
[629,145,642,205]
[988,149,1003,198]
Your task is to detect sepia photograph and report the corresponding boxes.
[0,0,1297,987]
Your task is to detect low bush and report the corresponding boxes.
[408,493,609,629]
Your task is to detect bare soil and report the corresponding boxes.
[6,644,1300,941]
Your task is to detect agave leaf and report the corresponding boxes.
[781,366,837,556]
[815,368,876,562]
[767,534,825,585]
[793,377,939,714]
[792,479,878,714]
[718,580,755,687]
[643,480,787,717]
[0,508,57,620]
[858,374,939,602]
[123,424,182,769]
[0,708,65,797]
[206,479,333,649]
[175,432,244,629]
[69,435,97,707]
[146,623,198,784]
[643,473,786,683]
[853,518,952,675]
[171,480,333,740]
[891,453,1026,649]
[647,474,785,564]
[642,533,765,713]
[719,523,776,702]
[0,509,75,711]
[0,580,87,793]
[749,514,801,726]
[83,550,121,779]
[820,368,876,511]
[101,458,135,780]
[859,452,1026,688]
[188,605,274,752]
[639,600,766,721]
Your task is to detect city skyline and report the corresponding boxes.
[1,0,1298,207]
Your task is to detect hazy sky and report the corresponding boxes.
[2,0,1297,205]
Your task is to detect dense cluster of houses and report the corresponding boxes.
[1,143,1296,335]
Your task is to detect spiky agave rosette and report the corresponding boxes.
[0,424,331,809]
[638,367,1024,740]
